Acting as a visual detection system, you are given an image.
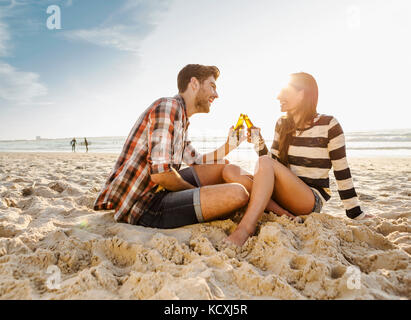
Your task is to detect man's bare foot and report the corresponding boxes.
[226,227,251,247]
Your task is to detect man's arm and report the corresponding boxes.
[200,140,234,164]
[151,167,196,191]
[147,98,194,191]
[200,126,246,164]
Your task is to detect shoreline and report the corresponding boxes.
[1,151,411,158]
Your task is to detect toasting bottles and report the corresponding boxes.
[233,113,255,139]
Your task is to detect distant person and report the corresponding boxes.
[94,64,248,229]
[71,138,77,152]
[84,138,89,153]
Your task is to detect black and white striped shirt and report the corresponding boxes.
[259,114,363,219]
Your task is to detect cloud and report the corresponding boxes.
[0,62,48,104]
[65,25,143,53]
[0,14,47,105]
[0,21,10,56]
[64,0,171,54]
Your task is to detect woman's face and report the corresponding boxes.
[277,82,304,114]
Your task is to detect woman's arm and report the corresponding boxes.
[248,118,282,158]
[327,117,366,219]
[247,128,269,156]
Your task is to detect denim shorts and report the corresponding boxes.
[137,166,203,229]
[311,188,323,213]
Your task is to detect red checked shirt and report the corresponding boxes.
[93,95,202,224]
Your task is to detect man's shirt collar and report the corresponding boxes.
[174,94,190,128]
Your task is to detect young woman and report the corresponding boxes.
[223,72,372,247]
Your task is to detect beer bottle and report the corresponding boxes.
[243,114,254,129]
[233,114,245,140]
[234,114,245,130]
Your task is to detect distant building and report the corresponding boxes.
[36,136,41,141]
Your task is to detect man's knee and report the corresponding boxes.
[230,183,250,207]
[222,164,240,182]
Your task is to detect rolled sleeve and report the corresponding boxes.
[147,100,178,174]
[183,141,202,165]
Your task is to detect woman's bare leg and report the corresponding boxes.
[222,163,295,218]
[226,155,315,246]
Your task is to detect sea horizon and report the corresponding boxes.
[1,127,410,142]
[1,128,411,158]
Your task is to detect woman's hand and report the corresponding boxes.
[247,126,266,152]
[246,126,260,143]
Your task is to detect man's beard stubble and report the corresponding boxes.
[194,87,210,113]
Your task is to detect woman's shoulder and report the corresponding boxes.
[315,114,339,126]
[274,115,287,131]
[277,115,287,122]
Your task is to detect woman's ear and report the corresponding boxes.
[297,89,305,103]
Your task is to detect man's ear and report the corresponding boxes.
[190,77,200,92]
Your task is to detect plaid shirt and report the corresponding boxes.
[93,95,202,224]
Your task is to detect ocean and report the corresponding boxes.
[0,129,410,159]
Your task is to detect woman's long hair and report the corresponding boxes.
[278,72,319,166]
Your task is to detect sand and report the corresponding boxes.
[0,152,410,300]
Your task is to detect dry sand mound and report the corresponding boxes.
[0,153,410,299]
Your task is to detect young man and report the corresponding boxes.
[94,64,249,228]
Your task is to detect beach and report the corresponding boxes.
[0,152,410,299]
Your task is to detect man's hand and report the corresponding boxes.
[151,168,196,192]
[227,125,247,148]
[201,126,245,163]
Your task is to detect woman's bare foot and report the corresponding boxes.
[226,227,251,247]
[274,210,296,219]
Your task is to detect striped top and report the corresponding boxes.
[259,114,363,219]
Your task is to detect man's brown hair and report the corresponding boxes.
[177,64,220,93]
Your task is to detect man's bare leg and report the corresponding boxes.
[188,163,251,221]
[199,183,249,221]
[191,162,228,186]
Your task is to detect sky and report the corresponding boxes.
[0,0,410,140]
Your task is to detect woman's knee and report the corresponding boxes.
[259,155,275,165]
[256,155,275,173]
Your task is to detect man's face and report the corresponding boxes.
[194,76,219,113]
